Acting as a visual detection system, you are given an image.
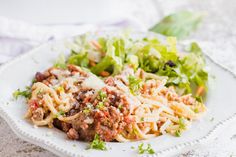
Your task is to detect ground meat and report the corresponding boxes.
[72,114,89,131]
[61,122,72,132]
[39,72,57,86]
[104,87,131,115]
[67,86,134,142]
[53,119,62,130]
[70,101,128,141]
[35,72,48,82]
[33,65,88,87]
[67,128,79,140]
[53,119,72,132]
[33,65,137,142]
[66,108,80,116]
[78,127,96,142]
[71,113,95,141]
[94,106,125,141]
[76,89,95,105]
[32,107,44,121]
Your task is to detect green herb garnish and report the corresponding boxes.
[178,117,186,130]
[83,103,93,115]
[128,75,142,95]
[98,90,107,101]
[53,110,65,118]
[32,78,37,84]
[58,110,65,116]
[13,86,31,99]
[36,89,43,96]
[140,117,144,122]
[118,104,123,110]
[96,90,107,110]
[96,102,105,110]
[89,134,107,150]
[83,108,91,115]
[138,143,155,154]
[175,117,186,137]
[175,130,181,137]
[193,108,199,113]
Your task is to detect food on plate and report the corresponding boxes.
[14,33,208,143]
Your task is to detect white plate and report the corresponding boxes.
[0,31,236,157]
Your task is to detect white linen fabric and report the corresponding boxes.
[0,16,147,64]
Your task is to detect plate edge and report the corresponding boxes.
[0,31,236,157]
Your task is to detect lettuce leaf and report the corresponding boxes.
[181,42,208,89]
[67,51,89,67]
[54,54,67,69]
[66,33,208,96]
[91,37,124,75]
[149,11,204,39]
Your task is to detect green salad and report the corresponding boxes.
[58,33,208,99]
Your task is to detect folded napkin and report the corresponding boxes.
[0,16,146,64]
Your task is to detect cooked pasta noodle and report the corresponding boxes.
[25,64,206,142]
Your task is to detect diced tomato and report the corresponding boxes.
[28,99,39,110]
[124,116,135,123]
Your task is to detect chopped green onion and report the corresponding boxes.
[98,90,107,101]
[96,102,105,110]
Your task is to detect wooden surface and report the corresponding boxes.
[0,0,236,156]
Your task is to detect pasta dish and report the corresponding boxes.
[14,33,208,143]
[26,64,206,142]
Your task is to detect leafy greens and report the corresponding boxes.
[149,11,204,39]
[65,33,208,97]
